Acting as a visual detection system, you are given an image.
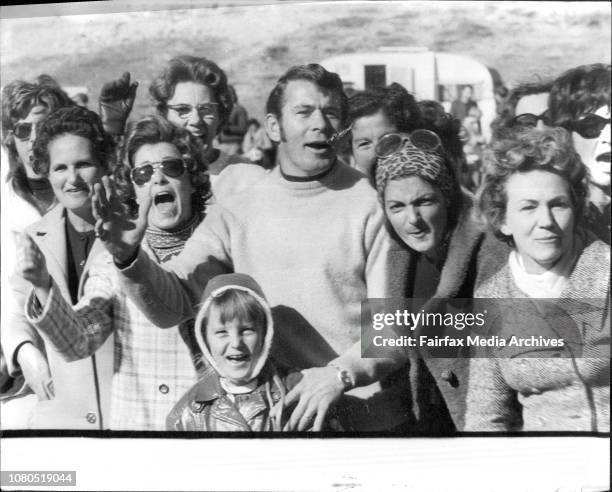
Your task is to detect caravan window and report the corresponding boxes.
[364,65,386,90]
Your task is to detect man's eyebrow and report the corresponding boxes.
[291,104,315,110]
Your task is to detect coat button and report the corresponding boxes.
[190,401,204,412]
[441,370,459,388]
[159,384,169,394]
[85,412,97,424]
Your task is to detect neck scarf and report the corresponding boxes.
[508,233,581,299]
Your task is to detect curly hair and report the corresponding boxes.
[479,126,589,246]
[265,63,348,122]
[115,115,211,217]
[31,105,115,177]
[149,55,233,129]
[417,100,469,190]
[1,75,74,210]
[548,63,611,127]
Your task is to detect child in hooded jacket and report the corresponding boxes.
[166,273,302,431]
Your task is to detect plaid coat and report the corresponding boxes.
[26,246,200,431]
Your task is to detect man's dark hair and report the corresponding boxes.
[265,63,347,121]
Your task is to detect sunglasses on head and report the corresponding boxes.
[130,158,188,186]
[565,113,610,139]
[375,130,444,159]
[166,103,219,120]
[12,122,34,140]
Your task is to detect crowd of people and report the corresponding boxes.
[0,55,609,433]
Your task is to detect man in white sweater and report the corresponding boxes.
[93,64,409,431]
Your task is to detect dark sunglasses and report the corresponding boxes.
[565,113,610,139]
[12,122,34,140]
[510,110,551,128]
[375,130,444,159]
[130,158,188,186]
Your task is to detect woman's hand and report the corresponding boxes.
[92,176,150,265]
[16,234,50,291]
[16,343,54,400]
[283,366,345,431]
[98,71,138,137]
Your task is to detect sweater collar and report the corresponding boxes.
[279,159,337,182]
[272,159,342,191]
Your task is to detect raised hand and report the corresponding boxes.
[283,366,344,431]
[92,175,150,264]
[17,343,54,400]
[16,233,50,290]
[98,71,138,136]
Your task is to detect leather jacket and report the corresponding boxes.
[167,365,301,432]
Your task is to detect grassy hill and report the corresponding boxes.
[1,1,610,121]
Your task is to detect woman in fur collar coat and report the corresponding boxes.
[377,130,507,431]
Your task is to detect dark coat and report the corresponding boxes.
[387,195,508,430]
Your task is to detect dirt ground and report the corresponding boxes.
[1,1,610,120]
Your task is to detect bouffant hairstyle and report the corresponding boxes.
[347,82,423,133]
[265,63,348,121]
[490,79,553,141]
[1,75,74,210]
[31,105,115,176]
[479,126,589,246]
[149,55,233,129]
[115,115,211,217]
[548,63,611,127]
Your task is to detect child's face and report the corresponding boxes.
[206,304,265,384]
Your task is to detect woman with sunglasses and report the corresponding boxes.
[465,126,609,431]
[1,75,73,425]
[21,115,210,430]
[9,105,115,429]
[549,64,611,244]
[377,128,507,431]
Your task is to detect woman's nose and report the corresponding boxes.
[151,166,168,185]
[67,166,80,184]
[27,125,37,151]
[536,205,555,228]
[186,108,202,126]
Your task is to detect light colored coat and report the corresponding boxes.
[4,204,113,429]
[465,232,610,432]
[26,247,200,430]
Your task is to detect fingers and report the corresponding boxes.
[120,71,131,87]
[312,405,327,432]
[16,234,47,284]
[135,187,152,231]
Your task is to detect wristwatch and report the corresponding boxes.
[328,363,354,391]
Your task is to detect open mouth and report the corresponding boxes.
[305,141,332,153]
[65,186,88,194]
[226,354,250,364]
[596,152,611,163]
[154,191,176,214]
